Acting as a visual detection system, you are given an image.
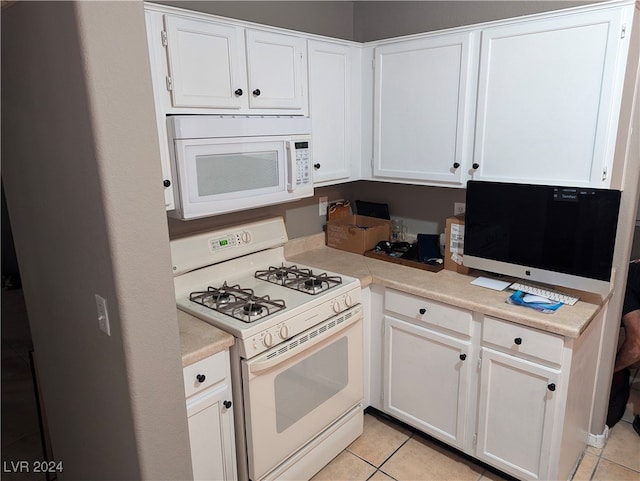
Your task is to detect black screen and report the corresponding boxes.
[464,181,621,282]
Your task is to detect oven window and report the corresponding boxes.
[274,337,348,433]
[196,151,279,196]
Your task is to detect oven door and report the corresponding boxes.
[241,308,363,481]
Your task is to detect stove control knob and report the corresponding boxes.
[241,231,252,244]
[344,295,353,307]
[279,325,289,340]
[332,301,341,313]
[262,332,273,348]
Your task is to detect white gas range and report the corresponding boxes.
[171,218,364,481]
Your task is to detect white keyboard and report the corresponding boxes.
[509,281,580,306]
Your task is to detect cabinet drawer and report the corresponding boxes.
[183,351,228,398]
[385,288,472,336]
[482,316,564,366]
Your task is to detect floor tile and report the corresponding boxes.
[380,436,483,481]
[368,470,395,481]
[310,450,376,481]
[602,421,640,472]
[347,413,411,467]
[592,458,640,481]
[571,453,599,481]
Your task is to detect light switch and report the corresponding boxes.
[95,294,111,336]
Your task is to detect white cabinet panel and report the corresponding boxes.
[373,32,477,186]
[383,315,472,448]
[246,30,307,110]
[476,348,560,480]
[308,40,353,184]
[473,8,630,187]
[165,16,244,109]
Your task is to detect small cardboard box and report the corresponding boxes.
[326,214,391,254]
[444,214,470,274]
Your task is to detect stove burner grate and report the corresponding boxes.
[255,265,342,295]
[189,282,286,323]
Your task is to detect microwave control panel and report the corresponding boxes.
[293,140,311,187]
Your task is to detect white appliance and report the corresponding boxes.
[171,218,364,481]
[167,116,314,219]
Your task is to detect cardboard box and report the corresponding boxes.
[444,214,470,274]
[326,214,391,254]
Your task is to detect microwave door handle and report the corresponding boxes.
[287,140,296,193]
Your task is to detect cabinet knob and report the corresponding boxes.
[223,400,232,409]
[253,89,261,97]
[163,179,171,188]
[234,88,243,97]
[514,337,523,345]
[314,163,321,170]
[459,353,467,361]
[472,163,480,170]
[453,162,460,169]
[419,308,426,315]
[196,374,206,383]
[547,383,556,392]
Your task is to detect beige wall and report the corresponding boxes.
[1,1,191,479]
[353,1,599,41]
[155,1,356,40]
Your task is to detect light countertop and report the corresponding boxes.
[285,233,609,339]
[178,309,234,367]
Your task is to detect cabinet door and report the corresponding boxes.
[473,8,629,187]
[308,41,352,184]
[373,32,477,186]
[245,30,307,111]
[476,347,559,480]
[186,384,237,481]
[144,10,175,209]
[383,316,471,448]
[165,15,245,109]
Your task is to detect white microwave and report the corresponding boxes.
[167,116,313,219]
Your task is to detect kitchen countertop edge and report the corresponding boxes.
[285,238,608,339]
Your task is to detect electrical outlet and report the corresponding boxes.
[454,202,466,215]
[95,294,111,336]
[319,196,328,216]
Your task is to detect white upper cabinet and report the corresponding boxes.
[472,7,632,187]
[372,32,478,187]
[164,16,244,109]
[245,30,307,111]
[148,8,308,115]
[308,40,359,184]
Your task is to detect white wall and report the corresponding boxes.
[1,2,191,479]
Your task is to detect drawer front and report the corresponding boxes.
[385,288,472,336]
[482,316,564,366]
[183,351,228,398]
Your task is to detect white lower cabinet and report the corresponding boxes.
[183,350,237,481]
[476,347,560,479]
[380,287,604,481]
[383,289,474,449]
[384,316,472,449]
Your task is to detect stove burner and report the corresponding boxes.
[189,282,285,323]
[243,302,264,315]
[255,265,342,295]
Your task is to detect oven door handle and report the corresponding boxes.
[248,310,361,375]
